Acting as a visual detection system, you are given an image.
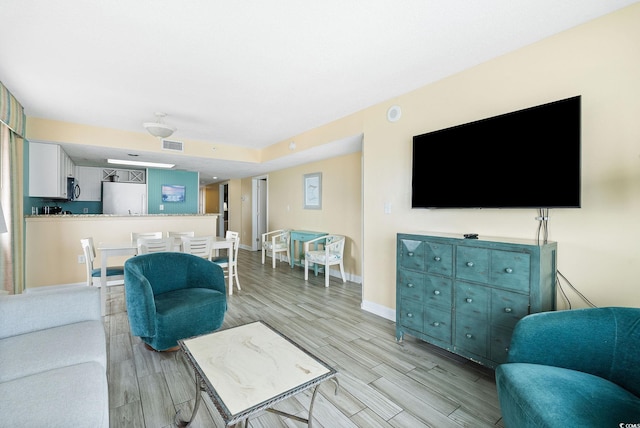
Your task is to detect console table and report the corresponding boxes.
[396,232,557,368]
[289,230,327,269]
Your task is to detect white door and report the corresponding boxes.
[251,176,268,251]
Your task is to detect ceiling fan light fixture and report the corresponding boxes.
[143,112,176,138]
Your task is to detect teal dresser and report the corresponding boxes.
[396,232,557,368]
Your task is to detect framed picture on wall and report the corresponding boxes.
[303,172,322,209]
[162,184,185,202]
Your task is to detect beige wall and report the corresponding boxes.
[265,152,362,279]
[358,4,640,313]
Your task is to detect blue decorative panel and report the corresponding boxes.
[147,169,198,214]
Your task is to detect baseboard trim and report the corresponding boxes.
[361,300,395,321]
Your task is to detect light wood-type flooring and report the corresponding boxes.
[105,249,504,427]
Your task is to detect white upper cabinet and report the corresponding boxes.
[28,142,75,199]
[75,166,103,201]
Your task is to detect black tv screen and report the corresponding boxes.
[412,96,581,209]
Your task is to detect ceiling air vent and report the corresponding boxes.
[161,139,184,152]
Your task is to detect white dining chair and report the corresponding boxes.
[181,236,212,259]
[131,232,163,246]
[137,237,173,254]
[80,237,125,288]
[304,235,346,287]
[212,231,241,292]
[167,231,195,250]
[261,229,290,268]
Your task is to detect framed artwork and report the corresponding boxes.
[161,184,185,202]
[303,172,322,209]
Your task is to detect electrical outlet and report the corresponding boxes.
[78,255,85,264]
[159,204,164,211]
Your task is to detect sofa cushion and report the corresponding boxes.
[496,363,640,427]
[0,320,106,383]
[0,287,101,339]
[0,362,108,428]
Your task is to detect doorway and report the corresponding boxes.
[218,183,228,237]
[251,176,268,251]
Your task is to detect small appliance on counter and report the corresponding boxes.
[42,206,63,215]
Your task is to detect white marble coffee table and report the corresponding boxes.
[176,321,338,427]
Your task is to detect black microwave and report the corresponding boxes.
[67,177,80,201]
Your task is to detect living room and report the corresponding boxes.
[1,2,639,426]
[12,3,639,313]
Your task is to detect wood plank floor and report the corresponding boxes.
[105,250,504,427]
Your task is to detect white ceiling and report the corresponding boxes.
[1,1,636,183]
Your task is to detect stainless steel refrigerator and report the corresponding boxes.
[102,182,147,215]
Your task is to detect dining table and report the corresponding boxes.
[97,236,237,314]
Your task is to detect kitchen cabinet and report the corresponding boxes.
[75,166,103,201]
[28,142,75,199]
[396,232,557,368]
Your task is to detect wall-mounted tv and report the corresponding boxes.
[161,184,185,203]
[412,96,581,209]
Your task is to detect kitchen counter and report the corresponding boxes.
[25,214,219,289]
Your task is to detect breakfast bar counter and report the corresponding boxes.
[25,214,218,289]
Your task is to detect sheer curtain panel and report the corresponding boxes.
[0,81,26,294]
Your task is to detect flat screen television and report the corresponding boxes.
[411,95,581,209]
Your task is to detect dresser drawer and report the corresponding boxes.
[490,325,514,365]
[398,270,425,302]
[455,282,490,319]
[456,247,489,283]
[424,275,452,309]
[491,289,529,328]
[455,316,489,358]
[490,250,531,292]
[399,300,423,331]
[424,306,452,343]
[424,242,453,276]
[399,239,425,271]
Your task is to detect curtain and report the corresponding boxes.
[0,81,26,294]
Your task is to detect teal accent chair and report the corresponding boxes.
[124,252,227,351]
[495,307,640,427]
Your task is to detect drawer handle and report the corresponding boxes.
[434,256,441,262]
[407,283,414,288]
[433,290,440,295]
[407,313,413,318]
[407,252,414,257]
[465,333,473,339]
[505,268,513,274]
[466,261,474,267]
[504,307,512,313]
[465,298,473,303]
[433,322,440,327]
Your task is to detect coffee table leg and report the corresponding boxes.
[175,373,204,427]
[265,377,339,427]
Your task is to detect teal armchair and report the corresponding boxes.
[124,252,227,351]
[495,307,640,427]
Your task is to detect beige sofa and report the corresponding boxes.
[0,286,108,427]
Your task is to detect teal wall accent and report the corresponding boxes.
[147,169,199,214]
